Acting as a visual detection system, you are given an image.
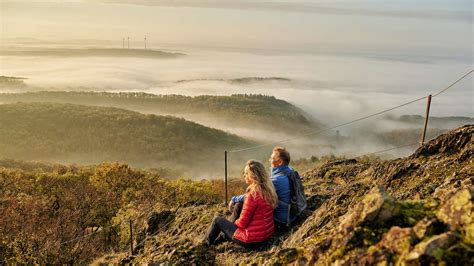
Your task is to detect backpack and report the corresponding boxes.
[287,170,307,217]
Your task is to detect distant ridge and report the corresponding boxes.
[176,77,291,84]
[0,48,185,58]
[0,91,322,134]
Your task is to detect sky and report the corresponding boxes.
[1,0,472,59]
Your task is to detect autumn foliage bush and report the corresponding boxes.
[0,162,246,264]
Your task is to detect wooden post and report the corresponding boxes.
[104,228,107,252]
[421,95,432,144]
[129,220,134,255]
[224,151,228,204]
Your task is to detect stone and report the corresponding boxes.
[405,233,454,261]
[436,189,472,232]
[340,249,391,266]
[412,217,447,240]
[465,223,474,244]
[376,226,416,254]
[339,186,398,232]
[146,210,175,235]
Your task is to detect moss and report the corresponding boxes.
[345,200,432,254]
[303,234,330,248]
[168,243,215,265]
[329,246,347,262]
[393,200,435,227]
[350,226,389,248]
[323,169,339,179]
[273,248,303,264]
[425,220,449,239]
[439,233,474,265]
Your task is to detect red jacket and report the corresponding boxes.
[233,191,275,243]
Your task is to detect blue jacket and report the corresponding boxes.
[232,165,296,224]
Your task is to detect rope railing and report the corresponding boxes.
[228,96,427,153]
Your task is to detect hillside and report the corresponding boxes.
[388,114,474,129]
[95,125,473,264]
[0,102,253,174]
[0,92,321,136]
[0,76,27,89]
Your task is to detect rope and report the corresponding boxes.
[361,142,420,156]
[229,96,427,153]
[432,70,473,97]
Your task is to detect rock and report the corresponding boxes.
[339,186,398,231]
[340,249,391,266]
[146,210,175,235]
[375,226,416,254]
[412,217,447,239]
[309,187,399,264]
[412,125,473,158]
[405,233,454,261]
[436,189,472,232]
[465,223,474,244]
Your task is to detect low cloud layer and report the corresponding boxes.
[1,47,471,122]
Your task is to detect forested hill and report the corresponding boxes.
[0,92,321,134]
[0,102,254,174]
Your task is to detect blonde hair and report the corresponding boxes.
[244,160,278,208]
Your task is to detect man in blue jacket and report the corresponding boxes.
[229,147,296,230]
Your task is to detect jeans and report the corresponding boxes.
[275,221,291,232]
[204,216,237,245]
[230,201,243,222]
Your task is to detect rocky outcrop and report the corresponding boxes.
[412,124,473,158]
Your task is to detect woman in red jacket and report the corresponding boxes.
[202,160,278,248]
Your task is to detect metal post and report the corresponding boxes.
[129,220,134,255]
[421,94,432,144]
[225,151,228,204]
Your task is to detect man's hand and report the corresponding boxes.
[228,200,234,211]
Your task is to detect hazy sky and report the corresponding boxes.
[1,0,472,59]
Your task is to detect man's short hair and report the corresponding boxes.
[273,147,290,165]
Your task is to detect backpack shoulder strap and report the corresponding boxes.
[274,168,293,178]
